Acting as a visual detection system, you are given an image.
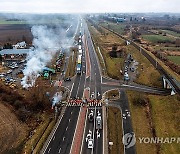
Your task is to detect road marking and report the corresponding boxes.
[69,107,82,154]
[70,82,75,95]
[42,107,66,154]
[58,148,61,153]
[91,107,96,154]
[97,130,100,138]
[48,148,51,153]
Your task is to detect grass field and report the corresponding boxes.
[125,45,162,87]
[0,19,27,24]
[22,113,54,154]
[127,91,157,154]
[107,107,124,154]
[167,56,180,65]
[142,35,173,43]
[127,91,180,154]
[0,102,28,153]
[149,94,180,154]
[161,30,180,38]
[101,22,125,35]
[88,22,162,87]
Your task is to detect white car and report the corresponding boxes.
[88,139,93,149]
[7,70,12,74]
[122,114,126,119]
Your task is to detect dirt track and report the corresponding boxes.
[0,102,27,153]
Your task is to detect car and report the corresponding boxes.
[7,70,12,74]
[122,114,126,119]
[130,67,135,72]
[124,72,130,81]
[64,77,71,82]
[0,74,5,77]
[88,139,93,149]
[88,110,94,122]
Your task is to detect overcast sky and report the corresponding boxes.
[0,0,179,13]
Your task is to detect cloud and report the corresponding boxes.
[0,0,179,13]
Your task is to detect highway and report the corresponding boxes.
[43,20,86,154]
[80,20,103,154]
[42,17,173,154]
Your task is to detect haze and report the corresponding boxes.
[0,0,180,13]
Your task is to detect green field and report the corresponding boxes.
[161,30,180,37]
[101,22,125,35]
[167,56,180,65]
[142,34,174,43]
[0,18,27,24]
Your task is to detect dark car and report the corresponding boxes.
[64,77,71,82]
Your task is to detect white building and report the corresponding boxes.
[13,41,26,49]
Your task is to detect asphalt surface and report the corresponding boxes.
[81,20,103,154]
[43,20,86,154]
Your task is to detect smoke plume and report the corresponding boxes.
[21,15,78,88]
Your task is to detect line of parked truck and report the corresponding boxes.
[76,31,83,75]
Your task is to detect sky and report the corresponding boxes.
[0,0,179,13]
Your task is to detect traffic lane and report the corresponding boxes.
[58,107,80,154]
[119,90,136,154]
[95,71,102,100]
[44,107,74,154]
[77,54,86,98]
[45,74,81,153]
[84,21,103,154]
[93,108,103,154]
[70,75,81,98]
[81,108,95,154]
[77,73,86,98]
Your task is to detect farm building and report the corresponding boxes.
[13,41,27,49]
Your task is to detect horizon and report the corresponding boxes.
[0,0,180,14]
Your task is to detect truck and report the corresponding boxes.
[44,71,49,79]
[77,63,81,74]
[96,114,102,129]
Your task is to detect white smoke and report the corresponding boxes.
[15,14,79,88]
[21,25,60,88]
[52,92,62,109]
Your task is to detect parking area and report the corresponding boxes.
[123,54,139,83]
[0,58,26,89]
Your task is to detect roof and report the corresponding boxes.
[43,67,56,73]
[0,49,30,55]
